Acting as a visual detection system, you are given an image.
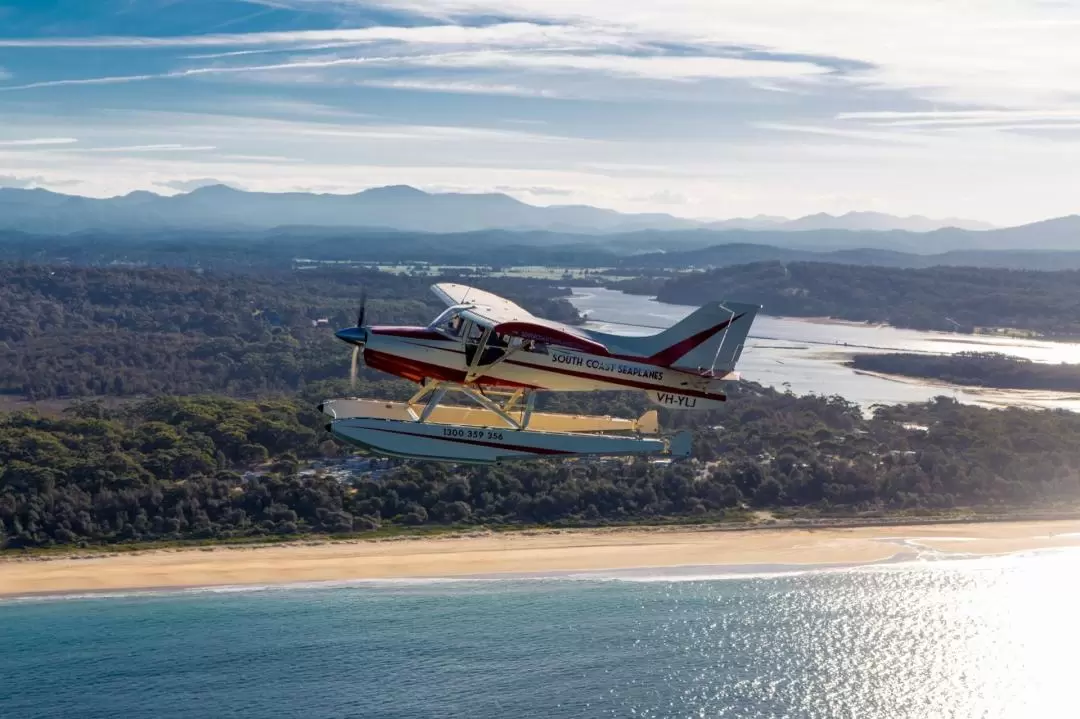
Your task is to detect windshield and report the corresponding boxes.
[430,308,465,338]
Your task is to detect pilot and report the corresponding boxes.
[448,316,463,336]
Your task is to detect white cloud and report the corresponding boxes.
[752,122,931,145]
[0,49,826,92]
[407,51,826,80]
[159,177,237,191]
[0,22,627,50]
[0,174,46,188]
[0,137,78,146]
[79,144,218,152]
[357,78,559,97]
[357,0,1080,107]
[0,67,10,81]
[294,121,584,144]
[839,110,1080,122]
[4,2,1078,108]
[4,2,1080,225]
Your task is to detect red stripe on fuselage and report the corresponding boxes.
[363,349,540,389]
[369,323,738,374]
[362,347,726,401]
[370,327,449,341]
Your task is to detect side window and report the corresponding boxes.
[466,322,485,343]
[447,315,464,337]
[437,314,464,338]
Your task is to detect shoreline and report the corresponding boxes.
[590,289,1078,346]
[4,518,1079,599]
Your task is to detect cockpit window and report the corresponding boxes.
[466,322,485,342]
[433,311,466,338]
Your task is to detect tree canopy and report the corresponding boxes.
[652,262,1080,336]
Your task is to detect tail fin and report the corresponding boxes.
[665,300,760,371]
[583,300,760,373]
[652,301,759,372]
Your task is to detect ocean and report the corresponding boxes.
[3,551,1079,718]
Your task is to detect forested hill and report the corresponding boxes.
[6,262,1080,551]
[849,352,1080,392]
[5,389,1080,549]
[0,264,579,401]
[651,262,1080,337]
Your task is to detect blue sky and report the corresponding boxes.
[2,0,1080,224]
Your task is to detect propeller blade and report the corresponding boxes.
[350,345,360,390]
[357,288,368,327]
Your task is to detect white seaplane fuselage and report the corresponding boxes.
[324,283,759,463]
[361,325,730,409]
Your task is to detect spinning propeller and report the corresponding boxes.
[334,288,370,391]
[356,288,367,328]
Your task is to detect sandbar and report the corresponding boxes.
[3,520,1079,597]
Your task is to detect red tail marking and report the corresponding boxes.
[646,313,745,368]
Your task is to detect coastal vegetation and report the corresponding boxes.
[5,385,1080,549]
[647,262,1080,337]
[5,260,1080,551]
[0,264,578,400]
[849,352,1080,392]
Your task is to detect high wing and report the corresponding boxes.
[430,282,611,355]
[431,282,532,324]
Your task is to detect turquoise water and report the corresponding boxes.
[3,553,1079,718]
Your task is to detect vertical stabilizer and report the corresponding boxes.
[670,301,759,374]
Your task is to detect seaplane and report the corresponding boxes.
[319,283,760,464]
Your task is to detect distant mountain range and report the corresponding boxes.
[703,211,993,232]
[0,184,994,237]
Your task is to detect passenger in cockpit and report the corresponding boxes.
[447,315,463,337]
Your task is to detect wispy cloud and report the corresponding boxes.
[218,153,304,162]
[295,121,585,144]
[0,137,78,146]
[0,67,10,81]
[79,144,218,152]
[0,22,627,49]
[752,122,931,145]
[0,50,826,93]
[358,78,558,97]
[159,177,236,191]
[407,51,826,81]
[0,174,46,188]
[4,0,1080,225]
[838,109,1080,129]
[356,0,1080,107]
[493,185,574,196]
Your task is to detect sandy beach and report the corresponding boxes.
[3,520,1080,597]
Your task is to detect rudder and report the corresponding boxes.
[655,301,759,374]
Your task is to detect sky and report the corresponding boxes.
[1,0,1080,225]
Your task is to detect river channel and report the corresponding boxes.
[567,288,1080,413]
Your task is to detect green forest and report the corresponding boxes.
[4,261,1080,550]
[0,264,578,400]
[648,262,1080,336]
[5,386,1080,549]
[850,352,1080,392]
